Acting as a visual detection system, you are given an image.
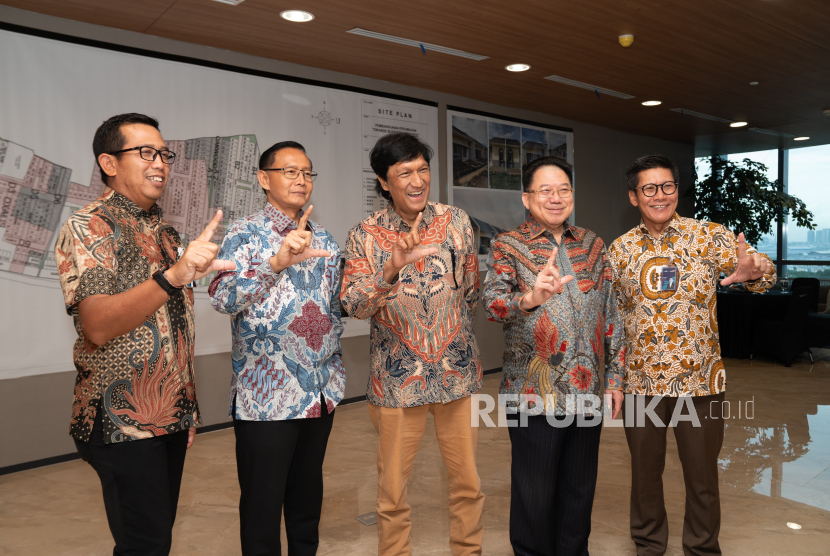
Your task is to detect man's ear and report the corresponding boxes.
[628,189,639,208]
[521,192,531,211]
[258,170,271,193]
[377,175,390,192]
[98,153,118,181]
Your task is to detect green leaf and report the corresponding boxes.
[691,156,815,246]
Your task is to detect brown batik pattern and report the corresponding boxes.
[55,189,198,443]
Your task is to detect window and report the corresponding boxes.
[695,150,778,260]
[785,144,830,279]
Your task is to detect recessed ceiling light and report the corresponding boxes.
[730,121,748,127]
[794,136,810,141]
[787,522,802,530]
[506,64,530,72]
[280,10,314,22]
[750,81,759,85]
[212,0,245,4]
[642,100,662,106]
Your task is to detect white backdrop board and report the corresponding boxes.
[0,27,439,379]
[447,108,573,267]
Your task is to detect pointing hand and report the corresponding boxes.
[270,205,331,273]
[167,210,236,287]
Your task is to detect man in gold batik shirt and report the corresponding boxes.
[608,154,775,556]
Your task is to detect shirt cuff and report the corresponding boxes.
[375,270,398,291]
[517,292,539,316]
[255,260,284,287]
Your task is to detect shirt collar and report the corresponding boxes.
[637,212,682,237]
[386,202,435,232]
[264,203,313,233]
[519,212,576,241]
[103,188,163,219]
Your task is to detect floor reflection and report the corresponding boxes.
[720,349,830,512]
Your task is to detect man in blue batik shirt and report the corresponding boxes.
[209,141,344,556]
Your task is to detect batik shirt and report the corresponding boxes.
[608,213,776,397]
[55,189,198,444]
[483,216,624,415]
[209,204,344,420]
[341,202,482,408]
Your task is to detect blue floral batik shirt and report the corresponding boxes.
[209,204,345,421]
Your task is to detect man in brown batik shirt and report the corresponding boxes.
[55,113,234,556]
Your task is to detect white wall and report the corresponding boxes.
[0,5,694,470]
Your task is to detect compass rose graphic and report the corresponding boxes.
[312,101,340,134]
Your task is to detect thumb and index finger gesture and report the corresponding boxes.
[391,211,438,268]
[721,232,766,286]
[522,247,575,311]
[170,210,236,286]
[539,247,574,292]
[272,205,331,272]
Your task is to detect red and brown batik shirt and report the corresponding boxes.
[55,189,199,443]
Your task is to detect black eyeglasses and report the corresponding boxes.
[636,181,678,197]
[262,168,318,182]
[109,146,176,164]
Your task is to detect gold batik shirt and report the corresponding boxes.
[608,214,775,397]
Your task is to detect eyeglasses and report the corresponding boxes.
[636,181,678,197]
[525,187,573,199]
[262,167,318,182]
[108,146,176,164]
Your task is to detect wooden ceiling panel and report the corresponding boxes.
[0,0,176,33]
[3,0,829,149]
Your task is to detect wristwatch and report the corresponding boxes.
[153,267,183,296]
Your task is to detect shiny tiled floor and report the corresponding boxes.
[2,352,829,555]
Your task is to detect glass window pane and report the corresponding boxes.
[787,144,830,268]
[695,151,779,260]
[729,150,778,260]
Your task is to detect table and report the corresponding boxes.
[716,290,792,359]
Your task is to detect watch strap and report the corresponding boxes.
[153,267,183,296]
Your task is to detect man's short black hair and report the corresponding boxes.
[369,133,433,203]
[258,141,310,193]
[625,154,679,191]
[259,140,308,170]
[521,156,573,192]
[92,113,160,185]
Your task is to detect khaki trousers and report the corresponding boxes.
[368,396,485,556]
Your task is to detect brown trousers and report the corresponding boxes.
[624,393,726,556]
[368,396,485,556]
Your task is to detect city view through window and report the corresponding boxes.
[696,145,829,279]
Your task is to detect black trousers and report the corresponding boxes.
[507,415,603,556]
[234,400,335,556]
[74,411,189,556]
[624,393,726,556]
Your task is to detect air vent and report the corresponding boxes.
[543,75,634,99]
[670,108,731,123]
[749,128,795,138]
[346,29,488,61]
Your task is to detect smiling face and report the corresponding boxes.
[379,155,431,224]
[521,165,574,233]
[97,123,170,211]
[628,167,679,232]
[258,147,313,218]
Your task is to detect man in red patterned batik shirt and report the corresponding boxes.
[341,132,485,556]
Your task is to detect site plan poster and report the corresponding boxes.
[0,28,437,379]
